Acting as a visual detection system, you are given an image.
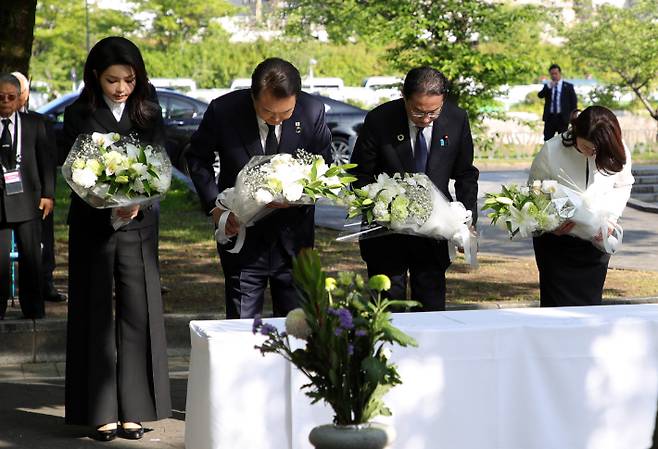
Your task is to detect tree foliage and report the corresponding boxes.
[566,0,658,120]
[284,0,551,120]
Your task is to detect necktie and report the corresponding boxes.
[414,126,428,173]
[0,119,11,169]
[264,123,278,155]
[551,85,558,114]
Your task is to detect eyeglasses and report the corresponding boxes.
[0,94,17,102]
[409,104,443,120]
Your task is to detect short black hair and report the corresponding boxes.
[0,74,21,94]
[549,64,562,72]
[402,67,448,99]
[251,58,302,99]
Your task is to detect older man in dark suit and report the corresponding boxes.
[186,58,332,319]
[0,74,54,319]
[350,66,479,311]
[538,64,578,141]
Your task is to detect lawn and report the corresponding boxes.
[44,174,658,318]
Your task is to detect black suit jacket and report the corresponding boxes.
[350,98,479,224]
[0,112,55,223]
[62,97,166,233]
[186,89,332,257]
[538,81,578,123]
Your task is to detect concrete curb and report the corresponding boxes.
[2,298,656,365]
[627,197,658,214]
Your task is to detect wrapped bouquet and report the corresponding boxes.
[483,177,623,254]
[62,132,172,229]
[482,180,569,239]
[339,173,477,266]
[215,150,355,253]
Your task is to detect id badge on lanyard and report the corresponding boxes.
[3,169,23,195]
[3,118,22,195]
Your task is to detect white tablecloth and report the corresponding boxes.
[185,305,658,449]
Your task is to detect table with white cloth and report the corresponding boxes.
[185,304,658,449]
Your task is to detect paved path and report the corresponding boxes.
[0,358,189,449]
[316,169,658,271]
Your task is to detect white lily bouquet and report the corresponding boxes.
[215,150,356,253]
[482,180,569,239]
[339,173,477,266]
[483,178,622,254]
[62,132,172,229]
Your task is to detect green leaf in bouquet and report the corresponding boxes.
[339,175,357,184]
[361,198,373,206]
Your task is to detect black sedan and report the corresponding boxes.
[37,90,366,170]
[36,89,209,169]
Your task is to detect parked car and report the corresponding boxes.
[316,94,367,164]
[36,88,209,170]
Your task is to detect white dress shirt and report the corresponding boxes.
[257,117,281,152]
[0,111,21,168]
[528,135,634,221]
[103,95,126,122]
[408,120,433,156]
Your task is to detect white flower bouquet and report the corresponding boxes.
[553,171,624,254]
[62,132,172,228]
[483,178,623,254]
[339,173,477,266]
[215,150,356,253]
[482,180,570,239]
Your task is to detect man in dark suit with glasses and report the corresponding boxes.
[350,66,479,311]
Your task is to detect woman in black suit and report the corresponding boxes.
[63,36,171,441]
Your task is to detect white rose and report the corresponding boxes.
[72,167,98,188]
[541,180,559,194]
[255,188,274,204]
[131,162,148,177]
[285,308,312,339]
[282,182,304,202]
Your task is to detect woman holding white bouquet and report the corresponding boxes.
[62,36,171,440]
[528,106,634,307]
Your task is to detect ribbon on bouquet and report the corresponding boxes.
[214,208,248,254]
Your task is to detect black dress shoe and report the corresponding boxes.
[91,427,118,442]
[120,423,144,440]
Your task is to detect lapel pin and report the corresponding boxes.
[397,134,404,141]
[295,121,302,134]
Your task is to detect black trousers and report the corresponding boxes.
[41,212,56,288]
[0,228,10,302]
[359,234,451,311]
[218,234,299,319]
[0,218,44,319]
[543,113,569,141]
[533,233,610,307]
[65,225,171,426]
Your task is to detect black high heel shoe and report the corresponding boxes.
[120,422,144,440]
[92,424,118,441]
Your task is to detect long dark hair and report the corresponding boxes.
[562,106,626,174]
[80,36,158,128]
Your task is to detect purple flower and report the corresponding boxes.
[334,328,343,336]
[252,316,263,334]
[260,323,277,336]
[347,344,354,356]
[336,308,354,330]
[355,329,367,337]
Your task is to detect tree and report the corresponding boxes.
[136,0,236,49]
[283,0,550,121]
[567,0,658,121]
[32,0,137,94]
[0,0,37,75]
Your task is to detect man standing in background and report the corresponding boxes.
[538,64,578,141]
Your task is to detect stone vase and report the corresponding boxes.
[308,422,395,449]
